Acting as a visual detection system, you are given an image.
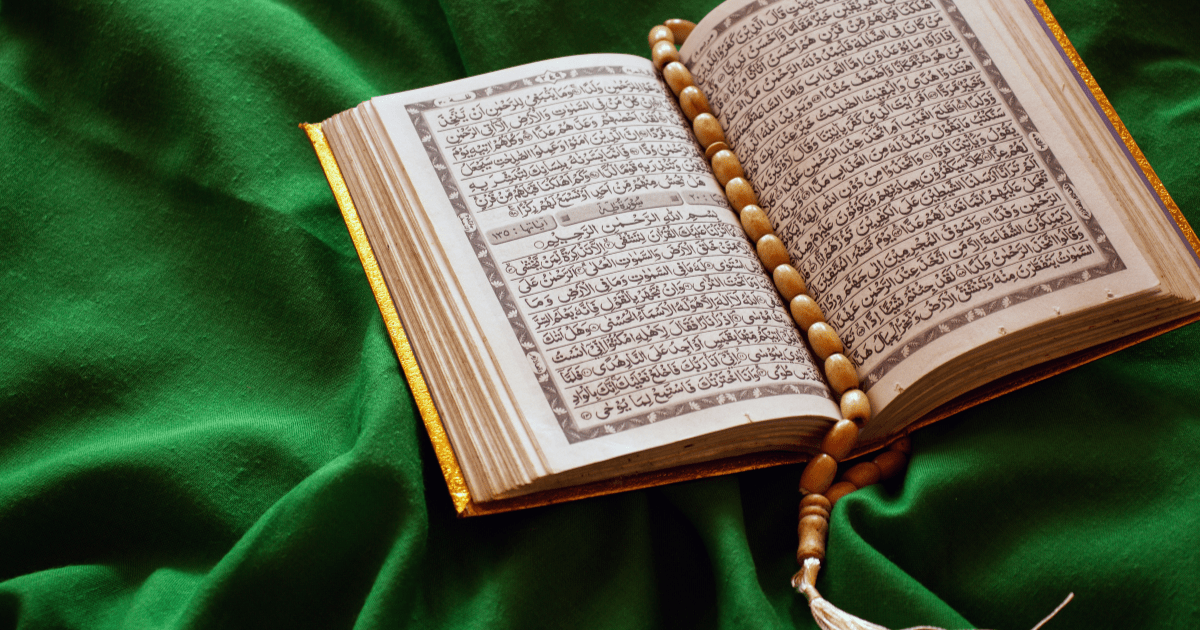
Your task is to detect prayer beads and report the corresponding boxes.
[843,462,882,488]
[739,206,772,242]
[723,178,757,211]
[703,141,729,160]
[772,265,806,301]
[806,322,843,361]
[647,25,674,47]
[839,390,871,423]
[664,18,695,44]
[692,114,725,149]
[756,235,790,272]
[678,86,710,120]
[710,150,744,185]
[799,454,837,495]
[788,295,823,331]
[824,354,858,395]
[651,40,679,70]
[821,439,913,506]
[820,420,858,461]
[648,20,911,578]
[661,62,693,95]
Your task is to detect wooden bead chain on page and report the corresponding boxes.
[646,22,1073,630]
[648,15,909,560]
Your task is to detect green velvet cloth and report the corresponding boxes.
[2,0,1197,628]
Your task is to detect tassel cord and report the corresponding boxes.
[793,557,1073,630]
[792,557,823,603]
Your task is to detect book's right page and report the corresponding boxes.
[680,0,1191,436]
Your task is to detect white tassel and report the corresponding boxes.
[792,558,1073,630]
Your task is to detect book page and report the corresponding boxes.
[681,0,1158,412]
[369,55,837,475]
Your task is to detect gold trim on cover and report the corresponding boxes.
[1030,0,1200,259]
[301,122,473,514]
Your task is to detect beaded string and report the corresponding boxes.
[649,17,910,577]
[648,22,1072,630]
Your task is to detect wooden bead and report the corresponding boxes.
[800,493,831,512]
[789,294,824,331]
[692,113,726,149]
[648,25,675,48]
[703,141,729,160]
[756,234,790,272]
[679,86,711,121]
[665,19,696,45]
[839,389,871,424]
[820,419,859,461]
[843,462,882,488]
[826,481,858,506]
[651,40,680,70]
[724,178,757,211]
[824,353,859,396]
[890,436,912,454]
[773,265,807,301]
[740,205,772,242]
[807,322,843,360]
[800,513,828,536]
[799,453,837,495]
[796,514,828,562]
[874,450,907,479]
[711,150,744,186]
[796,541,825,564]
[800,505,830,520]
[662,61,694,95]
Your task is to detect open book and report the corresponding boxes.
[304,0,1200,515]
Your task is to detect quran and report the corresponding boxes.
[304,0,1200,515]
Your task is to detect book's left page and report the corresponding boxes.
[324,54,841,502]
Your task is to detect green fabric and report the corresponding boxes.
[2,0,1197,628]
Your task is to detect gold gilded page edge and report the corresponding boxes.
[1029,0,1200,262]
[301,122,473,515]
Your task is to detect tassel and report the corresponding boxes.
[792,558,1074,630]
